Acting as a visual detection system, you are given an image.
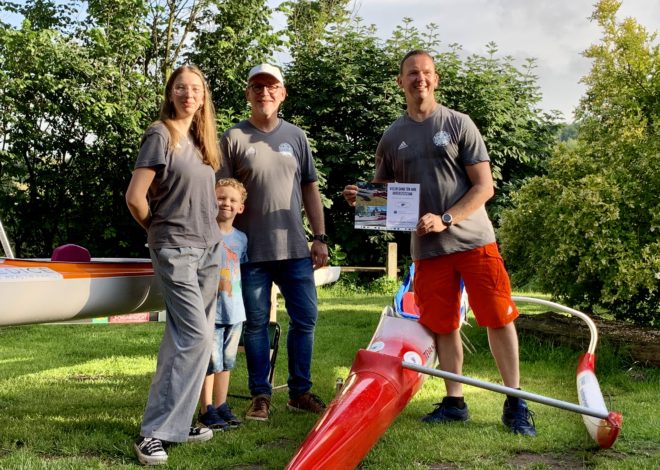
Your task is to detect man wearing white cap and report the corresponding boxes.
[218,63,328,421]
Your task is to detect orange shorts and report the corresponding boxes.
[414,243,518,334]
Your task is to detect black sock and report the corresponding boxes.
[443,396,465,409]
[506,389,521,408]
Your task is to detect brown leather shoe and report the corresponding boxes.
[287,391,326,413]
[246,394,271,421]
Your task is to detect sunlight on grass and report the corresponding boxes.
[0,357,32,366]
[0,290,657,469]
[8,357,157,382]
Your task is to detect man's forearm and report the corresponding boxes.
[302,182,325,234]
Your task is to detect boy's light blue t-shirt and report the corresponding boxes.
[216,228,248,325]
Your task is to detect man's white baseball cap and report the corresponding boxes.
[247,63,284,84]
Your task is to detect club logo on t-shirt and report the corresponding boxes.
[433,131,451,148]
[278,142,294,157]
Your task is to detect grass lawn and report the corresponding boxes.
[0,287,658,469]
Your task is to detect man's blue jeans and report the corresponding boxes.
[241,258,318,399]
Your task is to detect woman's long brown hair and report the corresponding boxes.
[157,64,220,171]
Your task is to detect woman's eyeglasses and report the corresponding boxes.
[173,85,203,96]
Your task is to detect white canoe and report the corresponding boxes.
[271,266,341,297]
[0,257,164,327]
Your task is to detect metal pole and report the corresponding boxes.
[0,218,14,258]
[511,296,598,354]
[401,361,609,420]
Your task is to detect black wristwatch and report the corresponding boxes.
[312,234,329,244]
[441,213,453,227]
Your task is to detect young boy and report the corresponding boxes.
[198,178,248,430]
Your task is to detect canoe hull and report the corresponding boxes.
[0,258,163,326]
[286,310,436,470]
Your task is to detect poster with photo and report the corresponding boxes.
[354,182,419,231]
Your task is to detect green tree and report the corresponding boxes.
[558,122,579,142]
[282,2,404,266]
[188,0,281,129]
[79,0,161,256]
[385,17,441,56]
[141,0,210,85]
[499,0,659,325]
[0,0,79,31]
[0,2,158,257]
[0,0,559,273]
[283,4,558,267]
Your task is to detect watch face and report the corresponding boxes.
[442,213,452,225]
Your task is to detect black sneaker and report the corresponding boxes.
[420,399,469,423]
[134,436,168,466]
[198,404,229,431]
[502,398,537,436]
[187,426,214,443]
[217,402,242,427]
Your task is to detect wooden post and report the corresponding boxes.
[387,242,397,280]
[270,284,278,322]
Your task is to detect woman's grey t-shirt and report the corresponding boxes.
[219,119,317,263]
[375,105,496,260]
[135,122,221,249]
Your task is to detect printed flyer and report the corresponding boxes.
[354,182,420,231]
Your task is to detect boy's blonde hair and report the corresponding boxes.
[216,178,247,202]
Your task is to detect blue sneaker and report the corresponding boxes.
[420,400,469,423]
[502,398,537,436]
[217,402,242,428]
[198,405,229,431]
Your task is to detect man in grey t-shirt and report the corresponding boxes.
[343,50,536,436]
[219,64,328,421]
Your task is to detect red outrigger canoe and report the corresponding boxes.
[286,298,622,470]
[286,308,436,470]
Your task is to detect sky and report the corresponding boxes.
[270,0,659,121]
[332,0,660,121]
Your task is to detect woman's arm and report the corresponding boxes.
[126,167,157,231]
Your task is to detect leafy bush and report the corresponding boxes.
[322,273,400,297]
[499,1,659,326]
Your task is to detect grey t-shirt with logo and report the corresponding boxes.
[374,105,496,260]
[135,122,221,249]
[219,119,317,263]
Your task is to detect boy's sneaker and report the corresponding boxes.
[187,426,214,443]
[502,398,537,436]
[217,402,242,427]
[287,391,326,413]
[420,399,469,423]
[134,436,168,466]
[246,394,271,421]
[198,404,229,431]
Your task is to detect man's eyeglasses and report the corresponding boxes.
[173,85,203,96]
[248,83,282,93]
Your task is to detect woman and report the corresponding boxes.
[126,64,222,466]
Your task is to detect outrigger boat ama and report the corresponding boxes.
[286,296,622,470]
[1,219,163,327]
